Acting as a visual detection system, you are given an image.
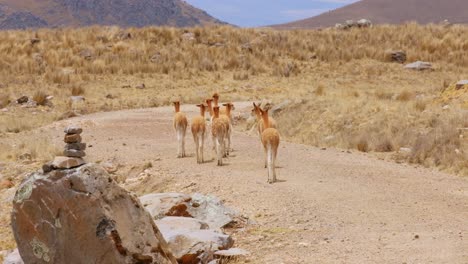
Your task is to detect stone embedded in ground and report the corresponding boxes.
[456,80,468,90]
[404,61,432,71]
[51,156,85,169]
[11,163,177,264]
[64,126,83,134]
[63,149,86,158]
[385,50,407,63]
[64,133,82,143]
[163,229,234,264]
[187,193,238,230]
[16,96,29,105]
[64,142,87,151]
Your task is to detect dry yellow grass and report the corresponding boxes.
[0,23,466,178]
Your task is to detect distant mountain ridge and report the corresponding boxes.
[0,0,225,30]
[273,0,468,29]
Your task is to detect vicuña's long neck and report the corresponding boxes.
[174,104,180,113]
[214,109,220,118]
[214,98,219,107]
[200,107,205,118]
[261,111,270,129]
[225,106,231,118]
[207,101,213,117]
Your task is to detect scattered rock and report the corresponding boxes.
[18,153,32,161]
[11,163,177,264]
[42,162,54,173]
[0,179,14,190]
[385,50,407,64]
[51,156,85,169]
[16,96,29,104]
[79,49,94,60]
[399,147,412,153]
[455,80,468,90]
[241,43,253,52]
[357,19,372,28]
[270,100,291,116]
[70,96,86,103]
[150,52,162,63]
[116,31,132,40]
[136,83,146,89]
[404,61,432,71]
[61,67,76,75]
[30,38,40,45]
[181,32,195,41]
[3,248,23,264]
[442,105,450,110]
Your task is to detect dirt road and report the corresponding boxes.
[33,102,468,263]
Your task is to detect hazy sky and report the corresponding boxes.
[185,0,359,27]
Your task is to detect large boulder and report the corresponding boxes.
[11,163,177,264]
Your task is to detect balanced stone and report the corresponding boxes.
[64,133,82,143]
[64,142,86,151]
[64,126,83,134]
[51,156,85,169]
[63,149,86,158]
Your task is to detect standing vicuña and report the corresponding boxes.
[211,106,227,166]
[253,102,277,142]
[221,102,235,156]
[259,106,280,184]
[192,103,207,164]
[173,100,188,158]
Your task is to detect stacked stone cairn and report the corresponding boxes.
[43,125,86,173]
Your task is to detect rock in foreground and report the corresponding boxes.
[140,193,239,230]
[11,163,177,264]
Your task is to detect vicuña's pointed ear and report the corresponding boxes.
[196,104,202,107]
[253,102,257,108]
[222,103,227,106]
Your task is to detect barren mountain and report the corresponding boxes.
[273,0,468,29]
[0,0,224,30]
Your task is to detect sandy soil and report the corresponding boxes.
[3,102,468,263]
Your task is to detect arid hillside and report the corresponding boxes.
[273,0,468,29]
[0,24,466,176]
[0,0,225,29]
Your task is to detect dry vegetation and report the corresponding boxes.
[0,23,467,176]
